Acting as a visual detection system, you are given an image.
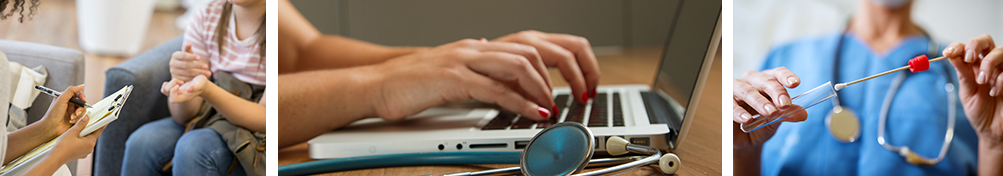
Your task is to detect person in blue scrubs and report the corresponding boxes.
[733,0,1003,175]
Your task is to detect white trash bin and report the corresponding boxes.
[76,0,156,56]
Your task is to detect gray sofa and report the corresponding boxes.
[0,39,85,175]
[96,36,181,176]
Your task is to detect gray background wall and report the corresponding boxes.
[290,0,680,50]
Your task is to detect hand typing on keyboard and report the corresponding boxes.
[493,30,602,104]
[278,9,603,146]
[371,31,606,123]
[372,38,558,122]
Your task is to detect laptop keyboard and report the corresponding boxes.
[481,92,624,130]
[587,93,607,127]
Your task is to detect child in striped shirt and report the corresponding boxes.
[123,0,266,175]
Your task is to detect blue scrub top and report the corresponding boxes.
[758,32,979,175]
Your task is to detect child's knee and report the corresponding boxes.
[125,119,183,150]
[175,129,230,159]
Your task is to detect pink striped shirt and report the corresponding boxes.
[183,0,265,86]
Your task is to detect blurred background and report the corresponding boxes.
[289,0,681,55]
[0,0,188,100]
[734,0,1003,77]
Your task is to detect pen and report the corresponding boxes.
[34,85,93,108]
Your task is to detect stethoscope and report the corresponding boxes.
[277,122,681,176]
[828,24,956,166]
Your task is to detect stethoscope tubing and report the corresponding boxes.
[833,22,956,165]
[277,151,663,176]
[444,156,645,176]
[574,146,663,176]
[277,151,521,176]
[875,67,955,164]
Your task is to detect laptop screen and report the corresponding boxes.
[648,0,720,141]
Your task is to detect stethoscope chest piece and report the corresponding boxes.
[521,122,594,176]
[827,105,861,143]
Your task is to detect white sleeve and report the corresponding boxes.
[0,50,9,166]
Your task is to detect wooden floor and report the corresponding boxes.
[0,0,184,175]
[0,0,184,101]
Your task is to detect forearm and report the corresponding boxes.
[278,65,383,148]
[293,35,427,71]
[168,97,204,125]
[277,0,427,73]
[4,123,56,164]
[979,137,1003,176]
[200,84,266,133]
[23,151,66,176]
[734,145,763,176]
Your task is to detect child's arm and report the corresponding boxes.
[168,4,213,124]
[164,77,206,125]
[167,96,204,124]
[167,75,265,133]
[200,84,266,133]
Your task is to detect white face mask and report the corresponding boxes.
[869,0,911,9]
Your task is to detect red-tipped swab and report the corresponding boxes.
[834,55,946,91]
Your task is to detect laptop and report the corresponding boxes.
[308,0,721,159]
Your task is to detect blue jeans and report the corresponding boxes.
[121,118,245,176]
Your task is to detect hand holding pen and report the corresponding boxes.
[35,85,92,108]
[35,85,88,138]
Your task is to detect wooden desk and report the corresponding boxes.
[279,47,723,175]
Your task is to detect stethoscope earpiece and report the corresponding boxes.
[607,136,681,174]
[598,136,682,175]
[658,153,680,174]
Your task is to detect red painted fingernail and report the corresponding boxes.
[591,88,597,97]
[582,92,590,101]
[479,38,487,42]
[537,107,551,118]
[552,105,558,116]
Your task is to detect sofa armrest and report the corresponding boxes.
[94,36,182,176]
[0,40,85,123]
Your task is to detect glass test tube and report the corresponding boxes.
[741,81,837,133]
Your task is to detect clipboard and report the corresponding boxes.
[0,85,133,175]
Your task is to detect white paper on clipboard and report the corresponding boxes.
[79,85,132,137]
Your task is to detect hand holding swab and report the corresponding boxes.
[834,55,945,91]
